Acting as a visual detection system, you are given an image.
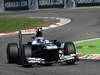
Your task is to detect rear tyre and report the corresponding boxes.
[7,43,19,63]
[23,44,32,57]
[22,44,32,67]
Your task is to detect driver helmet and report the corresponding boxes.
[37,27,42,31]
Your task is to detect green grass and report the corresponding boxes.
[75,39,100,54]
[0,17,52,33]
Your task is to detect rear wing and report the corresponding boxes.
[20,29,36,34]
[18,30,36,59]
[18,30,35,48]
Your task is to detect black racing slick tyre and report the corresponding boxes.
[63,42,76,65]
[22,45,32,67]
[23,44,32,57]
[7,43,19,63]
[64,42,76,55]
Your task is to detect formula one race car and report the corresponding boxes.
[7,31,79,67]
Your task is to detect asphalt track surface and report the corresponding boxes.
[0,7,100,75]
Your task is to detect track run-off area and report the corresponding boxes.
[0,7,100,75]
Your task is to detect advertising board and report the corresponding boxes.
[76,0,100,4]
[4,0,28,10]
[75,0,100,6]
[38,0,64,8]
[76,0,93,4]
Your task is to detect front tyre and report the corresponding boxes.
[66,60,76,65]
[64,42,76,55]
[63,42,76,64]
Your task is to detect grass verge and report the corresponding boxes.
[0,17,57,33]
[75,39,100,54]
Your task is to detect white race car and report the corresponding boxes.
[7,31,79,67]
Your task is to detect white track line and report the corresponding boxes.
[74,38,100,43]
